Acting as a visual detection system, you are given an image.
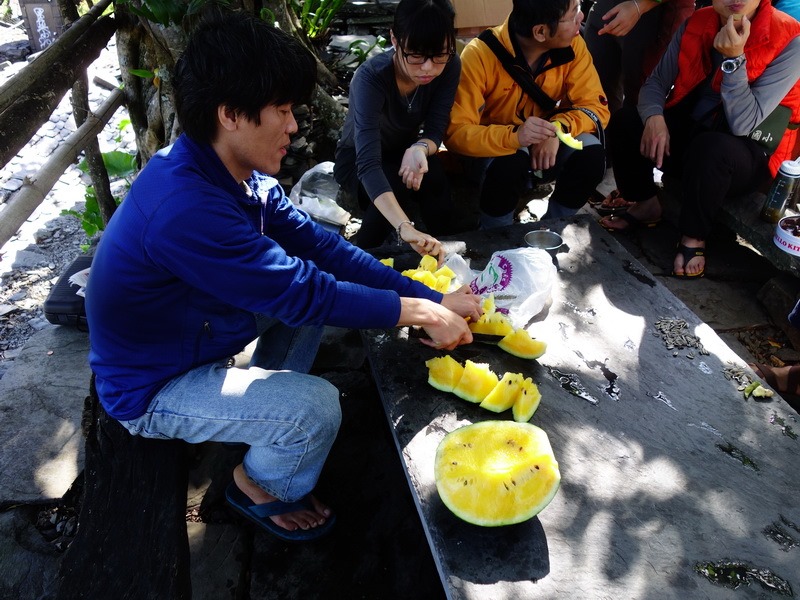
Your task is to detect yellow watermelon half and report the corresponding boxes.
[434,421,561,526]
[512,377,542,423]
[498,329,547,359]
[480,372,523,413]
[453,360,499,403]
[425,355,465,393]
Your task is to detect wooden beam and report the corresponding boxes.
[0,0,114,115]
[0,87,124,249]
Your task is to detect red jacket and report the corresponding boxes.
[666,2,800,175]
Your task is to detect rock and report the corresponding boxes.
[1,177,22,192]
[0,326,90,502]
[0,303,18,316]
[0,39,31,62]
[11,249,47,269]
[0,508,60,600]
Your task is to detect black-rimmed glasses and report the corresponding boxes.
[400,48,455,65]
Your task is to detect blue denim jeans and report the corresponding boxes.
[122,316,341,502]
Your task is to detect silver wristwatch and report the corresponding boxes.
[721,54,746,74]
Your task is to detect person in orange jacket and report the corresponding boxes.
[444,0,610,227]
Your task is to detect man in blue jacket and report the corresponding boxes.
[85,9,480,542]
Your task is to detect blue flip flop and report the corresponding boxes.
[225,482,336,542]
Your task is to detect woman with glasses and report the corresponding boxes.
[334,0,460,262]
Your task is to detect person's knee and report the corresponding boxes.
[302,377,342,442]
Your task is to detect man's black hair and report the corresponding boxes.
[509,0,572,38]
[173,9,317,144]
[393,0,456,57]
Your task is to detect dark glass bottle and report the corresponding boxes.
[761,160,800,224]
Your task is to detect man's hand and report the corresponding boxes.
[714,14,750,58]
[517,116,557,148]
[398,297,473,350]
[530,136,560,171]
[597,0,641,37]
[398,144,428,191]
[640,114,670,169]
[440,285,483,322]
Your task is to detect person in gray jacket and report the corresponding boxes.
[599,0,800,278]
[334,0,461,260]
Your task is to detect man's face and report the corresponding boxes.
[713,0,761,23]
[229,103,298,179]
[549,0,583,47]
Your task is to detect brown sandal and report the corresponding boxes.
[596,190,636,216]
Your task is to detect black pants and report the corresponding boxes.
[607,105,770,239]
[480,143,606,217]
[354,154,456,249]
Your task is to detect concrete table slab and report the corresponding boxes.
[363,216,799,599]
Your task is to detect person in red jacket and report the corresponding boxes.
[599,0,800,278]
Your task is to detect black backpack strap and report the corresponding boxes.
[477,29,557,112]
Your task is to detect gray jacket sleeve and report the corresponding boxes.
[639,22,800,135]
[721,36,800,135]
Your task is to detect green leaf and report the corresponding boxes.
[129,69,155,79]
[101,151,138,179]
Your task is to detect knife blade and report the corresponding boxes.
[407,327,504,345]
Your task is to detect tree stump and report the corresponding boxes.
[56,375,192,599]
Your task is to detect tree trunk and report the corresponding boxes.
[72,73,118,224]
[0,15,117,169]
[114,0,345,171]
[60,0,118,225]
[0,88,124,249]
[56,376,192,600]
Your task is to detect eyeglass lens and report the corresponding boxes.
[404,51,453,64]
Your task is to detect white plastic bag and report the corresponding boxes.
[289,162,350,227]
[468,248,556,327]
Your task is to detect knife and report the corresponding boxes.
[407,327,504,345]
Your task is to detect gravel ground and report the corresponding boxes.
[0,20,134,378]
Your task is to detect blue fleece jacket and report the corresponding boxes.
[86,135,441,420]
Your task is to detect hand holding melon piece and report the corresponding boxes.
[435,421,561,526]
[553,121,583,150]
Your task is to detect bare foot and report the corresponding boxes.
[751,363,800,395]
[232,464,332,532]
[674,236,705,277]
[599,196,661,231]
